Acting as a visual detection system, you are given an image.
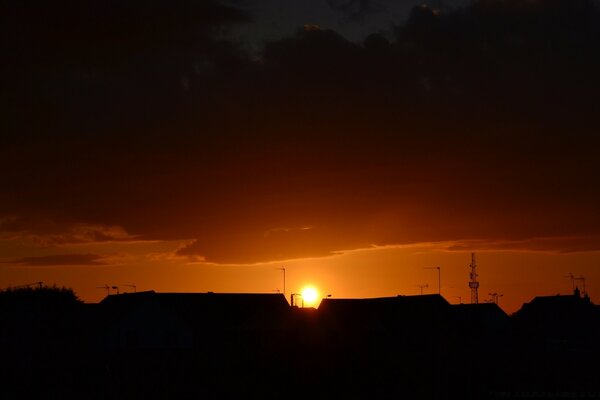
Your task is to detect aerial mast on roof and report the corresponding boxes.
[574,275,586,297]
[488,292,503,305]
[566,272,576,291]
[122,284,137,293]
[469,253,480,304]
[96,284,110,296]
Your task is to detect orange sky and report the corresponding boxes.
[1,237,598,314]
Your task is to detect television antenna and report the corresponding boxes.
[122,284,136,293]
[488,292,503,305]
[566,272,576,291]
[574,276,586,296]
[96,284,110,296]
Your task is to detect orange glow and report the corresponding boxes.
[2,238,600,314]
[301,285,319,306]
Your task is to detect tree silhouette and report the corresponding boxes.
[0,284,82,307]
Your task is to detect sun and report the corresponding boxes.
[301,286,319,306]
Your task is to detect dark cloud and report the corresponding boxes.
[2,0,247,67]
[2,0,600,263]
[6,254,111,267]
[328,0,381,22]
[3,0,250,138]
[0,216,135,245]
[444,236,600,253]
[176,226,372,264]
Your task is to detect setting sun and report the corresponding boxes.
[301,286,319,306]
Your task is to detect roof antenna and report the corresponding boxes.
[574,276,586,297]
[566,272,575,292]
[122,284,136,293]
[96,284,110,296]
[488,292,503,305]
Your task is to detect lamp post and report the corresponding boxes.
[425,266,441,295]
[277,267,286,298]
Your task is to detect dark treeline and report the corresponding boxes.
[1,287,599,399]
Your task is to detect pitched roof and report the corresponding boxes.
[99,291,290,329]
[514,293,594,317]
[317,294,452,333]
[100,291,288,308]
[318,294,450,313]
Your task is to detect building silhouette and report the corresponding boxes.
[1,286,599,399]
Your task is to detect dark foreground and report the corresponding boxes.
[1,289,599,399]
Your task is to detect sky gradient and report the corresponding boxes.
[2,0,600,312]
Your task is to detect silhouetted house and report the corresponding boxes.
[512,288,600,353]
[501,290,600,394]
[315,295,457,398]
[99,291,290,352]
[452,303,510,338]
[317,294,454,350]
[98,291,191,349]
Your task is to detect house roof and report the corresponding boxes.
[318,294,450,312]
[99,291,290,330]
[317,294,452,332]
[100,291,288,307]
[512,292,599,330]
[515,293,594,315]
[452,302,509,319]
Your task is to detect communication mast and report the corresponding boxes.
[469,253,480,304]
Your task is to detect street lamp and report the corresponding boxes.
[277,267,286,297]
[425,266,441,295]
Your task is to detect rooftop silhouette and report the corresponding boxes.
[1,285,599,398]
